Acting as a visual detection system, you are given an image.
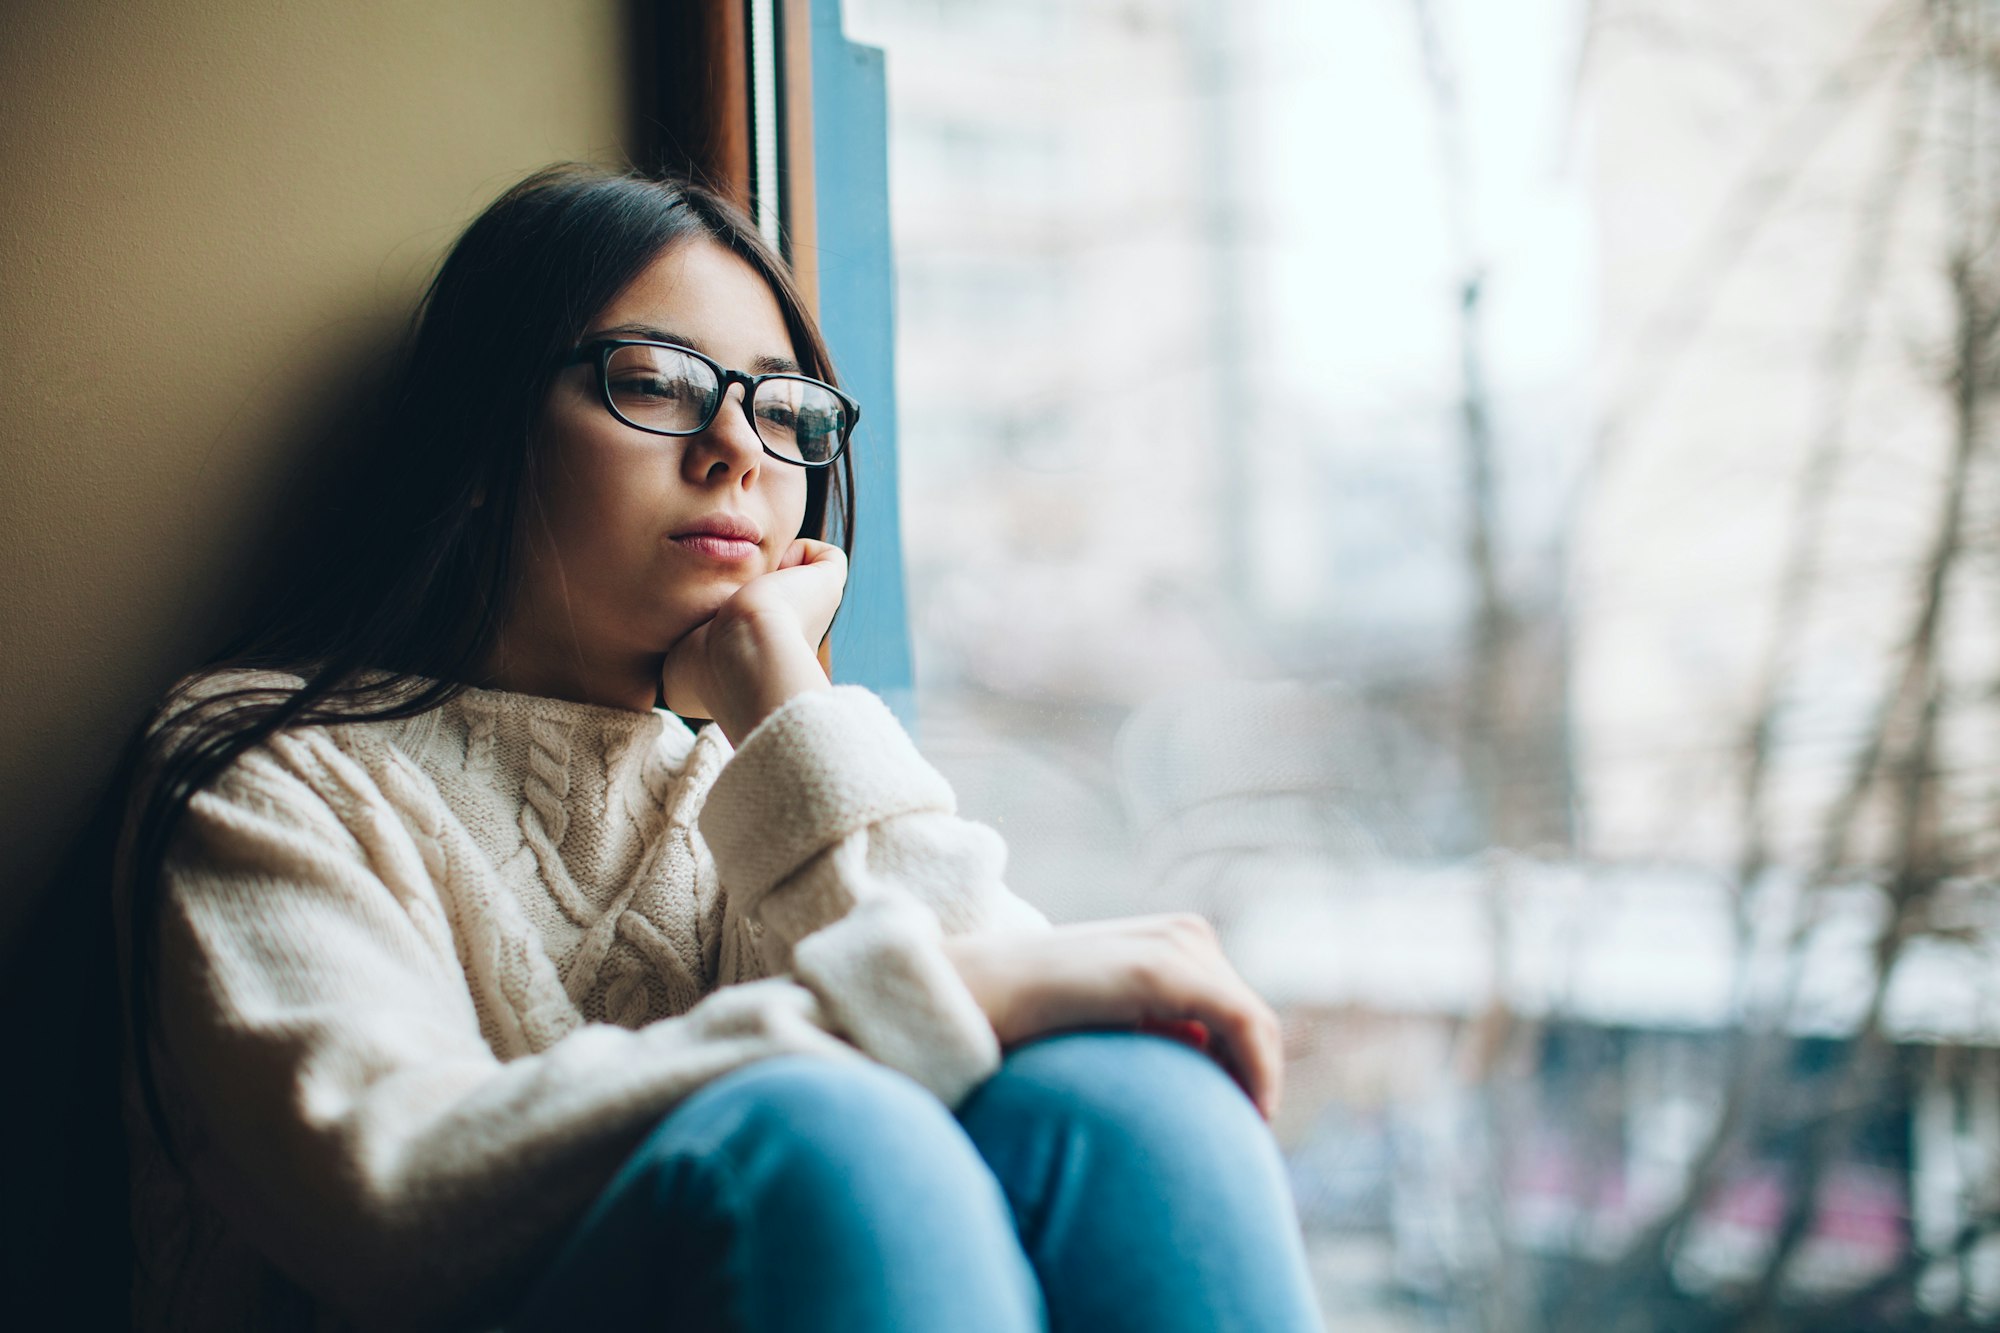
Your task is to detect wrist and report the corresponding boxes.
[939,933,1016,1047]
[705,617,831,745]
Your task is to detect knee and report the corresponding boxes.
[640,1054,991,1198]
[968,1030,1274,1162]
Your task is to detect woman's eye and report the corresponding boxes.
[613,375,686,400]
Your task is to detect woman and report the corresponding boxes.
[114,164,1322,1331]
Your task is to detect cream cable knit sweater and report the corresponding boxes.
[118,670,1051,1332]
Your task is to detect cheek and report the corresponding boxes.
[528,440,656,572]
[773,470,813,541]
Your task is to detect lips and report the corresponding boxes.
[672,513,763,543]
[670,512,764,562]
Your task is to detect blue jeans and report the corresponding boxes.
[503,1030,1323,1332]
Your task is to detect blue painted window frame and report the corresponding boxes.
[805,1,917,731]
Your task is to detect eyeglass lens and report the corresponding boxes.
[604,344,848,464]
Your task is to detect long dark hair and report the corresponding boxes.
[111,163,855,1172]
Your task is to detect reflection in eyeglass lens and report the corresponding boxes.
[605,345,715,431]
[753,379,846,463]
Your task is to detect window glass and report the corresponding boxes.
[845,0,2000,1323]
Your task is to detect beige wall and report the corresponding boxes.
[0,2,632,952]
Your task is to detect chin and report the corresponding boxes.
[652,588,734,644]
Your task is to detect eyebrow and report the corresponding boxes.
[589,323,803,375]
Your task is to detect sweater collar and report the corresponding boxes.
[372,675,711,772]
[450,681,679,738]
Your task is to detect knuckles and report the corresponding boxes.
[1161,911,1219,948]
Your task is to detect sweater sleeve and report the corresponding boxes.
[143,741,892,1332]
[697,687,1053,1109]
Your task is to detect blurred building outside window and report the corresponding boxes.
[843,0,2000,1327]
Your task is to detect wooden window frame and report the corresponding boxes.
[630,0,914,724]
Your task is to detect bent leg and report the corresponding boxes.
[955,1030,1322,1333]
[506,1054,1046,1333]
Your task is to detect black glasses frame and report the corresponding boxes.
[564,338,861,468]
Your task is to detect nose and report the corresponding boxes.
[682,382,765,488]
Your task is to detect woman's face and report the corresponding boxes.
[488,236,812,710]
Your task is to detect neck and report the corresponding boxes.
[473,639,663,714]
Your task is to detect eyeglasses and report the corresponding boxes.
[564,338,859,468]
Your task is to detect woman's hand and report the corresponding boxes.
[661,539,847,744]
[940,914,1286,1121]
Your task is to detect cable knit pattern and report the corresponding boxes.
[461,695,499,773]
[519,714,591,928]
[118,670,1052,1333]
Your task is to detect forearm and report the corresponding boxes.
[699,686,1054,1098]
[702,687,1053,940]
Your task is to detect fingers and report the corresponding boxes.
[778,537,846,572]
[1208,985,1285,1122]
[1150,914,1285,1122]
